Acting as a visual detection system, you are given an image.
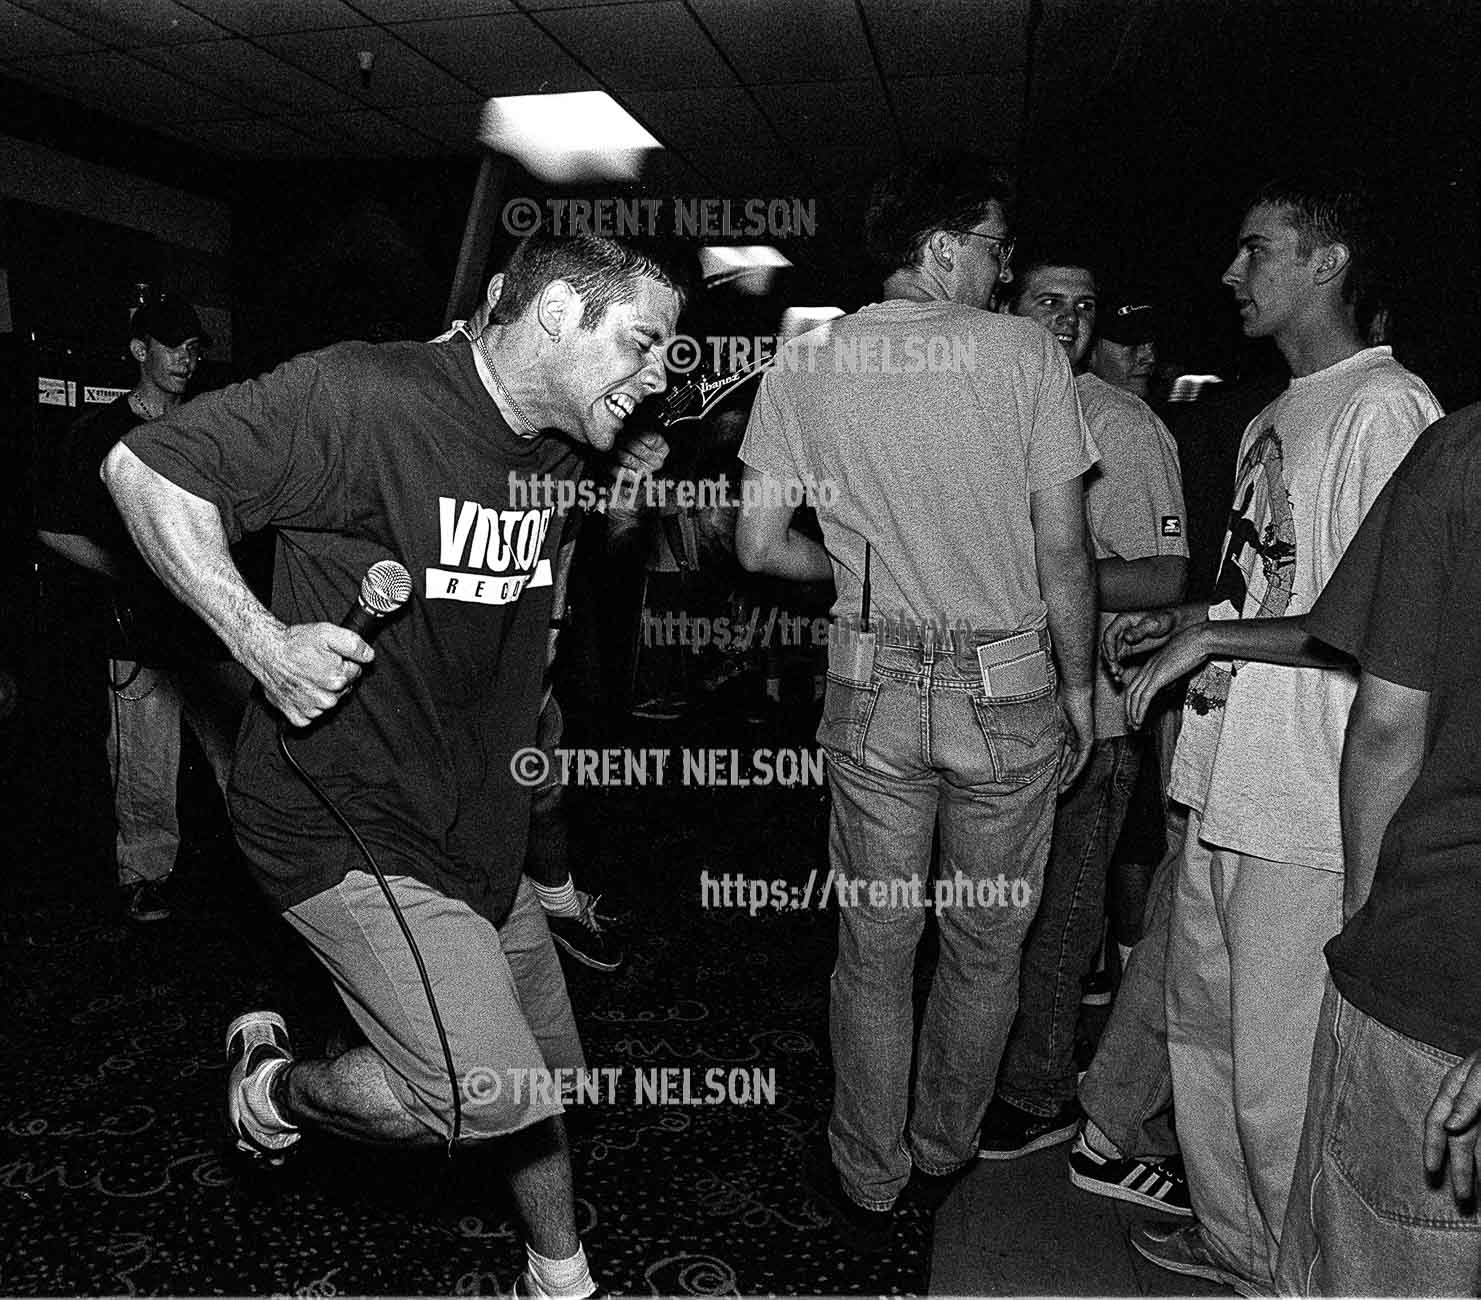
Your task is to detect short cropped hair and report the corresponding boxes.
[996,251,1099,312]
[493,233,691,328]
[1251,174,1388,333]
[864,151,1016,274]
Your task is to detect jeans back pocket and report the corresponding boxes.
[970,690,1061,786]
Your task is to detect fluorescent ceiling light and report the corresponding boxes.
[699,245,792,295]
[780,306,845,340]
[477,92,660,182]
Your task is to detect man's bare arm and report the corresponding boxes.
[1120,613,1354,728]
[1032,475,1096,789]
[1340,669,1427,920]
[102,443,371,727]
[735,466,831,581]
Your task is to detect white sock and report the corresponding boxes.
[241,1056,299,1148]
[524,1244,594,1298]
[534,877,580,918]
[1082,1118,1122,1161]
[1117,942,1134,970]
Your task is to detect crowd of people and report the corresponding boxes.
[37,150,1481,1298]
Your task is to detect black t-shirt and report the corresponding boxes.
[34,395,222,665]
[126,337,582,926]
[1304,402,1481,1057]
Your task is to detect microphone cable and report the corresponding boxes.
[276,718,464,1152]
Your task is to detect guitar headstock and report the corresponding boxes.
[657,360,769,430]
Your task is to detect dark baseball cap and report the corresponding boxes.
[1099,294,1160,346]
[131,295,211,348]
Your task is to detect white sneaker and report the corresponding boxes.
[225,1010,299,1163]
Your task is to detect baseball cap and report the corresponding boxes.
[1099,293,1160,346]
[131,294,211,348]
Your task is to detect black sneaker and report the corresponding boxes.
[121,879,171,923]
[547,891,623,972]
[1067,1131,1192,1216]
[976,1095,1081,1160]
[903,1159,976,1212]
[1080,969,1114,1006]
[803,1157,894,1255]
[225,1010,300,1164]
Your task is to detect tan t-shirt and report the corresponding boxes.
[1076,373,1188,739]
[741,299,1096,633]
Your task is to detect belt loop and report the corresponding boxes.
[921,623,936,665]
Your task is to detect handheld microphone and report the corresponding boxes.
[342,560,413,641]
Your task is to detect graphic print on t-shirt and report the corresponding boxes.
[426,495,555,606]
[1186,426,1296,715]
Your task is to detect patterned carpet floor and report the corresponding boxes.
[0,693,940,1297]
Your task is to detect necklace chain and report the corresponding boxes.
[475,334,540,436]
[129,390,165,421]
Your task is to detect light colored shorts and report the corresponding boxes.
[286,871,584,1141]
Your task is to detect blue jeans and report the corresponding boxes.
[820,627,1061,1210]
[997,733,1142,1115]
[1076,801,1183,1159]
[1277,982,1481,1296]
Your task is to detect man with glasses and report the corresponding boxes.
[36,295,250,923]
[737,153,1097,1247]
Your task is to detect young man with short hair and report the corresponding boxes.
[1106,178,1442,1291]
[104,234,684,1299]
[979,261,1187,1172]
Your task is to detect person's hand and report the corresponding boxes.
[613,430,669,478]
[607,430,670,512]
[256,623,373,728]
[1102,608,1180,682]
[1056,688,1094,791]
[1424,1048,1481,1206]
[1121,623,1212,729]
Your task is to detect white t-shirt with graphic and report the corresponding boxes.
[1168,346,1442,871]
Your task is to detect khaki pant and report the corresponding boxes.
[1166,811,1342,1285]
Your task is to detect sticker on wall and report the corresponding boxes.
[85,385,129,404]
[38,377,69,407]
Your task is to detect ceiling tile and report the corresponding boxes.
[164,116,323,157]
[18,49,248,123]
[535,2,736,90]
[515,0,656,7]
[860,0,1031,78]
[890,74,1020,158]
[694,146,808,200]
[689,0,874,84]
[134,39,363,115]
[752,79,894,153]
[619,86,783,157]
[259,26,479,105]
[350,0,514,18]
[0,0,104,58]
[385,99,487,150]
[389,13,595,94]
[17,0,228,45]
[176,0,368,35]
[314,108,448,154]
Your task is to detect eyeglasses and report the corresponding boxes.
[957,230,1016,264]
